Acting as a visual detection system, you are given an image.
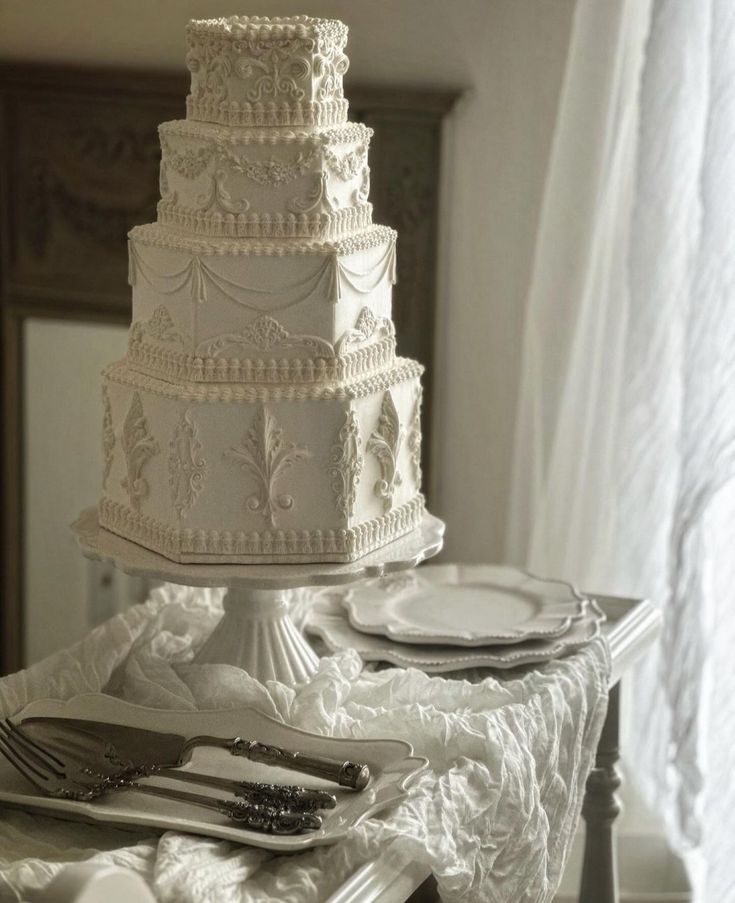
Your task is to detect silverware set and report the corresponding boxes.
[0,717,371,835]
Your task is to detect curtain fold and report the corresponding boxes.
[507,0,735,898]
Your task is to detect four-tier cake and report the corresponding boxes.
[98,15,426,564]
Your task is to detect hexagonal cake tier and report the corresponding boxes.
[99,360,424,563]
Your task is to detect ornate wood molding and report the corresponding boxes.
[0,61,459,674]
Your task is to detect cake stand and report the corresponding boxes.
[72,508,444,686]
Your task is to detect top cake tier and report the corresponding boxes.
[186,16,350,128]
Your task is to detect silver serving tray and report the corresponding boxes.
[0,694,426,851]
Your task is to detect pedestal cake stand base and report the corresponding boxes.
[72,508,445,685]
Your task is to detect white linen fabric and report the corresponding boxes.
[0,585,610,903]
[508,0,735,899]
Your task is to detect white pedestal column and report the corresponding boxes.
[195,588,319,685]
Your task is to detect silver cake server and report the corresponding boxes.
[0,721,321,834]
[11,719,335,813]
[20,716,370,790]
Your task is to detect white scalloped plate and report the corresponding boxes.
[0,695,426,851]
[340,564,589,646]
[307,598,606,672]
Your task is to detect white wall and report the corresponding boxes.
[24,320,128,663]
[4,1,573,568]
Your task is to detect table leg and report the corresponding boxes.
[579,682,622,903]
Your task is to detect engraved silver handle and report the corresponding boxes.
[152,767,337,811]
[183,735,371,790]
[234,740,370,790]
[117,780,322,834]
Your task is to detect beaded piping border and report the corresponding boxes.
[186,98,349,129]
[128,222,396,258]
[157,200,373,241]
[98,494,425,564]
[104,358,424,403]
[160,119,370,146]
[127,335,397,385]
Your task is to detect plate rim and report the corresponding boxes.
[307,599,607,673]
[340,564,591,646]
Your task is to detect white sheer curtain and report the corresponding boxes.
[507,0,735,899]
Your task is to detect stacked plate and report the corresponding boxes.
[305,564,605,673]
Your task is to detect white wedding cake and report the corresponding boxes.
[98,15,425,564]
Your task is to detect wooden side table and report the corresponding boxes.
[325,594,662,903]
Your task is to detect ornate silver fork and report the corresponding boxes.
[13,718,336,814]
[0,721,321,835]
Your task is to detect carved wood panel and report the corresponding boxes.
[10,97,165,297]
[0,63,457,674]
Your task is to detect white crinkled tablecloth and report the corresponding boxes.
[0,584,610,903]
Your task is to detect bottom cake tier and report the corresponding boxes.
[98,359,425,563]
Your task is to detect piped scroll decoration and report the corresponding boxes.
[186,42,233,105]
[408,387,422,488]
[198,170,250,214]
[168,409,207,518]
[323,145,366,181]
[288,171,335,214]
[335,307,394,354]
[195,308,394,364]
[195,314,335,360]
[330,409,363,519]
[120,392,159,512]
[225,405,311,527]
[161,135,318,188]
[160,135,216,179]
[220,146,319,186]
[236,39,313,103]
[366,390,404,512]
[130,305,191,349]
[101,386,115,491]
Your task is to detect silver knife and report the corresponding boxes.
[21,717,370,790]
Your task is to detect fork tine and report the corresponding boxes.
[5,719,67,773]
[0,720,65,778]
[0,734,51,789]
[0,734,97,802]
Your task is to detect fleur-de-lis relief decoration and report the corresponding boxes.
[408,387,423,488]
[225,405,311,528]
[168,409,207,519]
[120,392,159,512]
[234,39,312,102]
[330,409,363,519]
[366,390,404,512]
[199,170,250,214]
[101,386,115,491]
